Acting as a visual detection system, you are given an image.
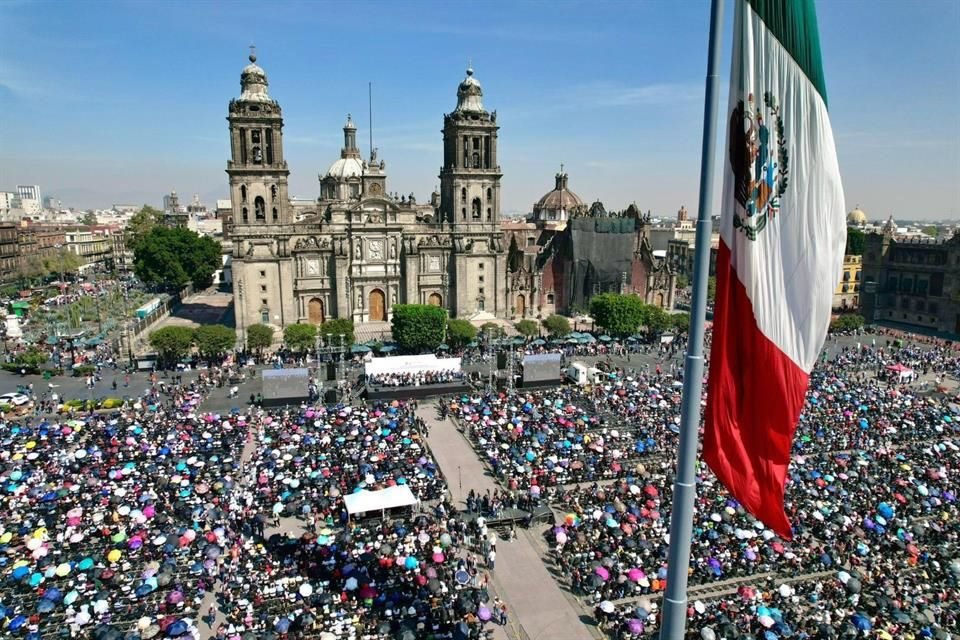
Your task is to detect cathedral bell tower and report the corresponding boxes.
[439,67,501,229]
[439,67,506,318]
[226,48,291,227]
[227,48,296,345]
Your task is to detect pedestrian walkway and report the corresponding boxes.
[420,408,500,508]
[420,410,596,640]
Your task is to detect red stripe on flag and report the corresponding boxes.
[704,240,809,540]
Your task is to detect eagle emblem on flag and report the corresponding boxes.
[729,91,789,240]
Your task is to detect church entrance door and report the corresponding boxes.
[515,294,526,317]
[308,298,325,325]
[428,292,443,307]
[369,289,386,321]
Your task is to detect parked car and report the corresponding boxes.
[0,392,31,407]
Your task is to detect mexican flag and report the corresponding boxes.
[704,0,845,540]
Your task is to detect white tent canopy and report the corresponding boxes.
[343,485,419,517]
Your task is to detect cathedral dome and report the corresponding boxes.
[455,67,485,113]
[846,206,867,226]
[325,156,364,179]
[535,173,584,213]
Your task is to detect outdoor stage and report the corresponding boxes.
[365,380,471,401]
[363,353,470,401]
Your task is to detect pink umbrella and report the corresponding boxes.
[594,566,610,581]
[627,568,645,583]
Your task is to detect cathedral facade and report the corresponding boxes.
[224,53,507,341]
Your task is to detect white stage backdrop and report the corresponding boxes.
[364,354,462,377]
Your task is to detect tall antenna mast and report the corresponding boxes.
[368,82,374,161]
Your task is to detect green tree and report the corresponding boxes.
[318,318,355,347]
[14,346,49,371]
[148,326,195,367]
[643,304,671,334]
[446,318,478,348]
[675,274,689,290]
[391,304,447,351]
[845,227,865,256]
[671,312,691,333]
[707,276,717,303]
[479,321,505,339]
[15,253,45,286]
[133,226,221,290]
[42,248,84,277]
[79,211,98,226]
[542,314,571,337]
[126,205,164,252]
[246,323,274,354]
[283,323,318,352]
[514,319,539,338]
[193,324,236,362]
[921,225,939,238]
[589,293,646,337]
[830,314,865,332]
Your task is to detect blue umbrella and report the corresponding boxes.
[166,620,188,636]
[851,613,872,631]
[36,599,55,613]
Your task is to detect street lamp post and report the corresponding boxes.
[53,244,66,287]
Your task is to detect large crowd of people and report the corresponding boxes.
[0,372,503,639]
[367,370,466,388]
[547,341,960,638]
[0,377,243,639]
[447,382,677,495]
[1,324,958,639]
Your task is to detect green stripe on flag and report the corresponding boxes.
[746,0,828,105]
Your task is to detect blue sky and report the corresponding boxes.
[1,0,958,221]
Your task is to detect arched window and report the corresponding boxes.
[272,207,278,221]
[252,146,262,164]
[271,185,278,202]
[240,185,247,203]
[486,188,492,201]
[242,207,248,223]
[472,198,481,219]
[255,196,265,221]
[462,208,466,220]
[461,187,467,203]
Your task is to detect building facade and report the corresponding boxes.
[16,185,42,216]
[861,216,960,336]
[833,254,862,311]
[0,223,18,282]
[65,229,113,264]
[226,53,507,339]
[502,173,676,319]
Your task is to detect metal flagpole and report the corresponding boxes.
[659,0,725,638]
